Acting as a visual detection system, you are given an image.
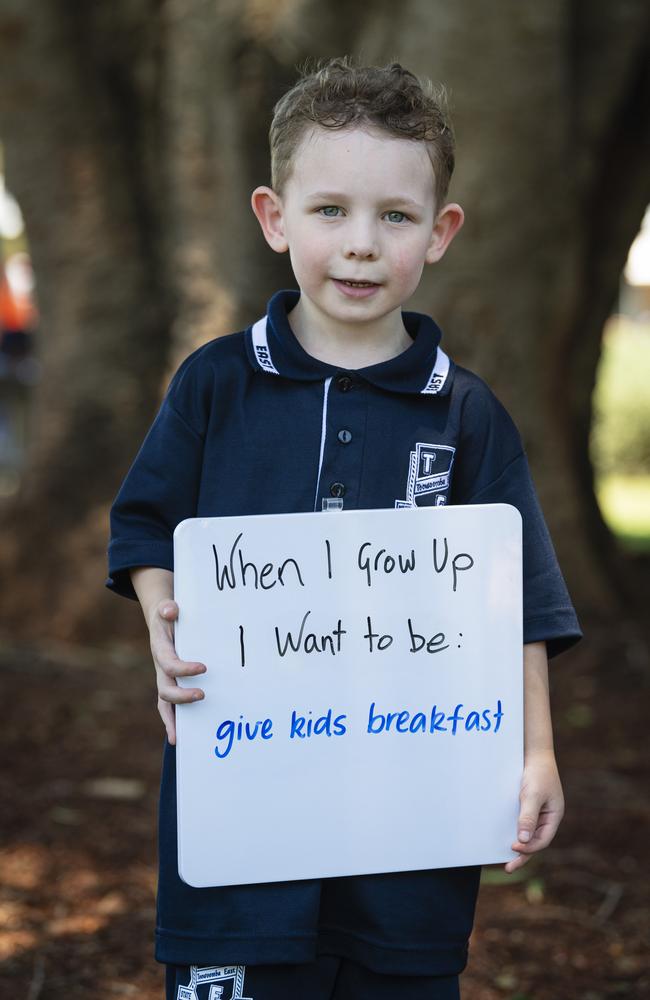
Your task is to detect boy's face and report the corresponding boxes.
[252,126,462,333]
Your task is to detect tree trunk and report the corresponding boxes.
[0,0,647,641]
[401,0,650,620]
[0,0,177,638]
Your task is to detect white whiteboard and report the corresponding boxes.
[174,504,523,888]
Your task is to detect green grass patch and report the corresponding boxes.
[596,474,650,551]
[591,317,650,479]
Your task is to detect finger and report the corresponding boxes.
[157,654,207,680]
[150,629,204,671]
[512,812,561,855]
[504,852,531,874]
[158,679,205,705]
[150,623,207,678]
[158,698,177,745]
[516,793,542,847]
[511,827,538,853]
[159,600,179,621]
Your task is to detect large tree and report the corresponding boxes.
[0,0,648,641]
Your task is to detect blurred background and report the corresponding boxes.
[0,2,648,998]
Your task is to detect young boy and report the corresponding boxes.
[107,58,581,1000]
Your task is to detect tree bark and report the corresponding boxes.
[0,0,174,637]
[401,0,650,618]
[0,0,647,640]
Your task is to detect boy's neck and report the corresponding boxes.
[287,295,413,370]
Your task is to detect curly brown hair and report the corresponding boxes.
[269,56,455,213]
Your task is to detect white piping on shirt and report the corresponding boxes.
[313,377,332,511]
[250,314,280,375]
[420,347,450,394]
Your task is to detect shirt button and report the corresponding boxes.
[336,374,354,392]
[337,429,352,444]
[330,482,346,498]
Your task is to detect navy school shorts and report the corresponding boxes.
[166,957,460,999]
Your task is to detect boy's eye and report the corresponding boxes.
[316,206,411,223]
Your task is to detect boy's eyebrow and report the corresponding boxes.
[305,190,424,209]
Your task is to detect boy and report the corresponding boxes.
[107,58,581,1000]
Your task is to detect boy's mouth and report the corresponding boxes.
[335,279,380,287]
[332,278,382,299]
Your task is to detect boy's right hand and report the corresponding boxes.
[148,599,206,746]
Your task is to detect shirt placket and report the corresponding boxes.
[314,372,367,512]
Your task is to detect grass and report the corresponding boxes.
[596,474,650,552]
[592,314,650,553]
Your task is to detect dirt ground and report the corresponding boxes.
[0,624,648,999]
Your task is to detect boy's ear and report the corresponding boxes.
[425,203,465,264]
[251,186,289,253]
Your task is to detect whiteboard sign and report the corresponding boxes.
[173,504,523,888]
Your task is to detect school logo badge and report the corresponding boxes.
[395,442,456,508]
[177,965,252,1000]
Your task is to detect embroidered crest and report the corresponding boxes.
[177,965,252,1000]
[395,442,455,508]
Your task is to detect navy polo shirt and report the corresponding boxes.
[107,288,581,974]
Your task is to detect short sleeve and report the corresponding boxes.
[451,379,582,658]
[106,353,210,600]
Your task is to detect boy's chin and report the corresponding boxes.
[313,296,391,321]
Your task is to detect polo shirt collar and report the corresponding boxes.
[245,289,455,397]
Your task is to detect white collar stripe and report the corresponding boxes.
[420,347,450,395]
[251,315,279,375]
[313,377,332,511]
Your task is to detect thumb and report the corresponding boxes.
[516,791,542,845]
[159,600,179,621]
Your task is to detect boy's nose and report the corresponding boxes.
[342,224,379,260]
[343,239,378,260]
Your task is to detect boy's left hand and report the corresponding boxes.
[505,749,565,873]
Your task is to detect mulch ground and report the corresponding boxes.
[0,625,648,999]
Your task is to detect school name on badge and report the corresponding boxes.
[395,441,455,508]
